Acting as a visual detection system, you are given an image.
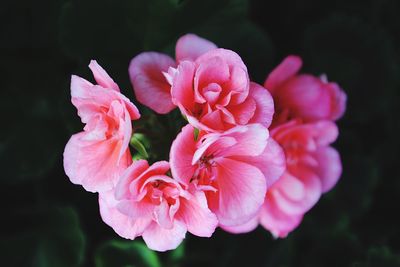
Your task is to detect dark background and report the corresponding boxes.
[1,0,399,266]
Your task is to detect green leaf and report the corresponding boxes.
[193,128,200,141]
[169,242,185,263]
[1,206,86,267]
[95,240,161,267]
[130,134,149,159]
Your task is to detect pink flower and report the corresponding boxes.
[170,124,285,227]
[129,34,217,114]
[223,120,342,237]
[63,60,140,193]
[99,160,218,251]
[264,55,347,124]
[169,49,274,132]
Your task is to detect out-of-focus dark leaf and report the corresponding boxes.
[1,206,86,267]
[95,239,161,267]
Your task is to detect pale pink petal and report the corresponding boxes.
[129,52,176,114]
[142,221,187,252]
[313,146,342,193]
[177,191,218,237]
[99,191,152,239]
[248,82,274,128]
[264,55,302,93]
[63,133,131,192]
[89,60,120,91]
[169,125,198,186]
[221,216,259,234]
[154,200,174,229]
[116,200,154,220]
[210,158,267,226]
[175,33,218,62]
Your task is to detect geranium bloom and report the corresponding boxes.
[129,34,217,114]
[168,50,274,132]
[129,34,274,132]
[63,60,140,193]
[99,160,218,251]
[170,124,285,227]
[264,55,347,124]
[224,120,342,236]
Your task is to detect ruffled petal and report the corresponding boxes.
[210,158,267,226]
[264,55,302,93]
[142,221,187,252]
[169,125,198,186]
[175,33,217,62]
[248,82,274,128]
[129,52,176,114]
[313,146,342,193]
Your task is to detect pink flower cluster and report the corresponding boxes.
[64,34,346,251]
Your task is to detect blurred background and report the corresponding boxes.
[1,0,400,266]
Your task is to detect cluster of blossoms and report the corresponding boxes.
[64,34,346,251]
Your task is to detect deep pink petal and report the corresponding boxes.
[272,168,322,215]
[313,146,342,193]
[220,216,259,234]
[171,61,196,111]
[248,82,274,128]
[259,196,303,238]
[129,52,176,114]
[327,82,347,120]
[169,125,197,186]
[175,33,217,62]
[227,97,256,125]
[264,55,302,93]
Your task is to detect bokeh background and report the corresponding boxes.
[1,0,400,266]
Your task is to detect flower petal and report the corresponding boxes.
[248,82,274,128]
[89,60,120,91]
[129,52,176,114]
[99,190,152,239]
[264,55,302,93]
[313,146,342,193]
[220,216,259,234]
[177,191,218,237]
[175,34,218,62]
[170,125,198,186]
[63,133,131,192]
[142,221,187,252]
[210,158,267,226]
[231,138,286,187]
[259,195,303,238]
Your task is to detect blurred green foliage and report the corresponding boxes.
[1,0,399,266]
